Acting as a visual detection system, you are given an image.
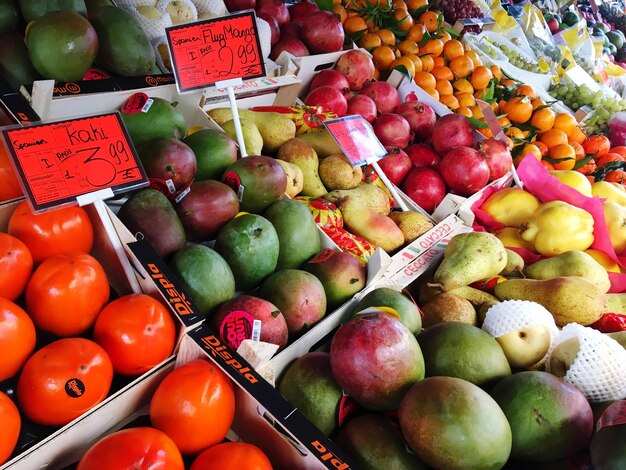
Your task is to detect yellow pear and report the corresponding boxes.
[550,170,592,196]
[493,227,537,252]
[496,325,552,369]
[479,188,541,228]
[592,181,626,207]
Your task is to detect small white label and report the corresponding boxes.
[237,184,245,202]
[165,179,176,194]
[251,320,262,341]
[141,98,154,113]
[174,186,191,203]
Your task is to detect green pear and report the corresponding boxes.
[318,154,362,190]
[500,249,524,277]
[276,159,303,198]
[277,138,327,197]
[494,277,606,326]
[433,232,507,292]
[419,281,499,309]
[388,211,434,244]
[341,199,404,253]
[496,325,551,369]
[297,128,343,157]
[549,337,581,378]
[605,293,626,315]
[525,250,610,293]
[477,300,500,324]
[421,293,477,328]
[326,184,391,215]
[220,118,263,155]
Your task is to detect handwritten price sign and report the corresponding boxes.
[166,11,265,92]
[1,113,147,211]
[324,115,387,167]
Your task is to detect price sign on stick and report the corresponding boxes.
[1,113,147,212]
[324,115,409,211]
[166,11,266,93]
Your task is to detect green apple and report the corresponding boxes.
[549,337,581,378]
[495,325,551,369]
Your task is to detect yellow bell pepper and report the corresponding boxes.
[479,188,541,228]
[550,170,592,197]
[520,201,594,256]
[592,181,626,207]
[603,201,626,254]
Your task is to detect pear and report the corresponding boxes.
[421,293,477,328]
[136,5,165,20]
[433,232,507,292]
[602,201,626,254]
[549,337,581,378]
[478,300,500,324]
[389,211,434,244]
[419,281,499,308]
[496,325,552,369]
[318,155,362,190]
[493,227,537,252]
[277,138,327,197]
[221,118,263,155]
[207,108,296,151]
[494,277,606,326]
[606,293,626,314]
[525,250,611,293]
[340,199,404,253]
[276,160,304,198]
[500,249,524,277]
[326,184,391,215]
[297,129,343,158]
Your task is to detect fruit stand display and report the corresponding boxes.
[3,0,626,468]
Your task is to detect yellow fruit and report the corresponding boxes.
[603,201,626,254]
[585,249,621,273]
[592,181,626,207]
[480,188,541,228]
[549,170,592,197]
[493,227,537,252]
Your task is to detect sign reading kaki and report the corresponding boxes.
[324,115,387,167]
[1,113,147,211]
[166,11,265,92]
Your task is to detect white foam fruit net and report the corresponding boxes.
[546,323,626,403]
[193,0,228,17]
[129,7,173,40]
[255,18,272,59]
[156,0,198,24]
[115,0,155,7]
[151,36,172,72]
[482,300,560,342]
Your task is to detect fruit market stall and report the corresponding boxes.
[3,0,626,468]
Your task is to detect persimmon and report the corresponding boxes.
[0,297,36,382]
[583,135,611,158]
[0,233,33,301]
[0,392,20,465]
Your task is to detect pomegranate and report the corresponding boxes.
[373,113,411,149]
[476,138,512,181]
[256,0,290,26]
[360,81,401,114]
[301,11,344,54]
[270,38,309,60]
[288,0,319,21]
[405,143,440,168]
[377,149,411,186]
[304,86,348,116]
[347,95,377,123]
[402,167,447,213]
[224,0,256,11]
[309,70,350,98]
[335,50,376,91]
[395,101,436,141]
[257,13,280,46]
[281,22,302,40]
[431,114,473,155]
[439,146,490,196]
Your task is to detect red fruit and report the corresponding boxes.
[405,143,440,168]
[288,0,319,21]
[347,94,377,123]
[377,149,412,186]
[431,114,474,155]
[304,86,348,116]
[402,167,447,213]
[439,146,490,196]
[281,22,302,40]
[395,102,437,141]
[270,38,309,60]
[301,11,344,54]
[309,69,350,98]
[373,113,411,149]
[224,0,256,11]
[476,138,512,181]
[257,13,280,46]
[360,81,401,114]
[256,0,289,27]
[335,49,376,91]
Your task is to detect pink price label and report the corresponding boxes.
[121,93,150,114]
[219,310,255,349]
[324,115,387,167]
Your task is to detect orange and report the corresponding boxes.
[391,57,416,77]
[550,144,577,170]
[436,79,453,95]
[464,50,483,67]
[393,8,414,31]
[540,160,555,171]
[516,84,537,99]
[568,126,587,145]
[506,127,524,140]
[530,107,556,133]
[449,55,474,78]
[433,55,446,67]
[457,106,473,117]
[552,113,577,135]
[431,66,453,81]
[583,135,611,157]
[501,79,517,87]
[439,31,452,42]
[420,54,434,72]
[610,146,626,157]
[605,170,626,184]
[540,128,568,148]
[596,153,624,167]
[398,39,418,56]
[423,87,440,100]
[490,65,503,80]
[440,94,459,110]
[506,96,533,124]
[358,32,382,50]
[531,98,546,110]
[497,116,511,129]
[406,0,428,11]
[453,78,473,94]
[470,66,493,90]
[470,104,483,119]
[521,143,542,161]
[392,0,408,10]
[376,29,396,46]
[535,141,549,157]
[491,101,499,113]
[418,11,440,32]
[334,4,347,23]
[406,54,423,72]
[421,38,444,57]
[455,92,475,107]
[443,39,465,61]
[372,45,396,71]
[343,16,368,36]
[571,142,585,160]
[406,23,426,43]
[478,126,494,138]
[579,161,597,176]
[414,71,436,89]
[504,136,514,149]
[0,298,36,382]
